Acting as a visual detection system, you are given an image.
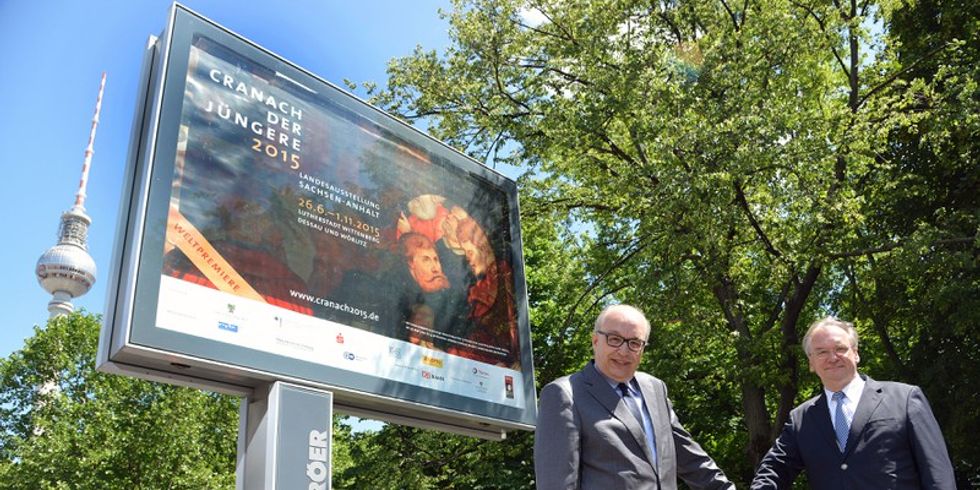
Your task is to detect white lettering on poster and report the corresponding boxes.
[201,65,305,170]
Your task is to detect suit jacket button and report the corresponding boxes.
[840,463,848,470]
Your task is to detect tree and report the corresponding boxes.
[836,0,980,484]
[0,312,239,489]
[368,0,978,482]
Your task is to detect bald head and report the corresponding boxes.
[591,304,650,382]
[594,304,651,339]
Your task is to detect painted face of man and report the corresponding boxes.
[455,218,494,277]
[408,245,450,293]
[592,307,649,383]
[461,240,487,276]
[807,324,860,392]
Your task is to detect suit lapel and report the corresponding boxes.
[583,364,657,468]
[843,376,883,457]
[812,392,840,454]
[636,376,663,475]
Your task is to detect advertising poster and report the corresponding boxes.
[152,32,527,410]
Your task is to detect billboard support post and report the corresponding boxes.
[236,381,334,490]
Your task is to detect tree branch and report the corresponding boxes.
[842,259,911,378]
[560,235,654,333]
[482,130,505,166]
[829,236,975,259]
[490,41,533,114]
[847,0,860,112]
[534,197,618,213]
[653,4,684,45]
[627,123,651,168]
[858,42,950,108]
[595,132,640,169]
[772,264,821,438]
[791,1,849,77]
[759,280,792,335]
[585,151,622,177]
[529,65,594,88]
[719,0,741,31]
[733,181,783,259]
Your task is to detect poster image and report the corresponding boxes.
[152,33,526,409]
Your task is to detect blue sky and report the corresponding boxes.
[0,0,453,359]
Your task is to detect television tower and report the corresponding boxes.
[36,73,105,318]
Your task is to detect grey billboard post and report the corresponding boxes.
[237,382,333,490]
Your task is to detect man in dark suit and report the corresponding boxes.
[752,316,956,489]
[534,304,734,490]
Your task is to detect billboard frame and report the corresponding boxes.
[98,3,535,440]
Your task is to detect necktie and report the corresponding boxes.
[619,382,658,462]
[618,383,645,427]
[832,391,849,452]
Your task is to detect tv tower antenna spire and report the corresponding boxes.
[36,73,106,318]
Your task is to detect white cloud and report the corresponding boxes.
[518,7,548,27]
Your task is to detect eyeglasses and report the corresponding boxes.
[810,345,852,360]
[596,330,647,352]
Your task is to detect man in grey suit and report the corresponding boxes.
[534,304,734,490]
[752,316,956,489]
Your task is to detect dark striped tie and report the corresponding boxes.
[618,383,644,427]
[832,391,849,452]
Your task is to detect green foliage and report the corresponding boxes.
[362,0,979,485]
[331,415,356,481]
[0,312,239,489]
[838,0,980,484]
[336,425,534,489]
[0,314,417,489]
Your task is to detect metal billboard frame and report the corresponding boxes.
[98,3,535,440]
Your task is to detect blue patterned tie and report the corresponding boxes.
[832,391,849,452]
[619,382,658,461]
[618,383,644,427]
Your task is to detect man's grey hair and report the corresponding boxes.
[594,304,651,339]
[802,316,859,356]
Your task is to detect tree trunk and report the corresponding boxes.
[773,265,821,440]
[712,275,773,473]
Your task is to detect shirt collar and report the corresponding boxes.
[823,373,865,402]
[596,369,638,394]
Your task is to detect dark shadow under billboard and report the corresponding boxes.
[104,5,535,433]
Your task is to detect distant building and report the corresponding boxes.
[36,73,106,318]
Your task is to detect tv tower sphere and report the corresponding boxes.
[36,208,98,315]
[36,73,105,317]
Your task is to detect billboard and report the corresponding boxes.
[100,4,535,437]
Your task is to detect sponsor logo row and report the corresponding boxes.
[212,317,514,399]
